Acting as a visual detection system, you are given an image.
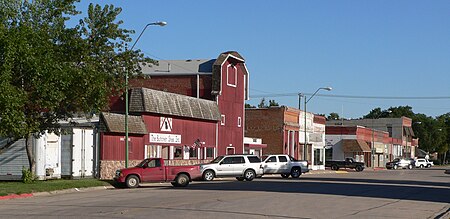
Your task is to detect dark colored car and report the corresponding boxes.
[386,158,415,170]
[325,158,365,172]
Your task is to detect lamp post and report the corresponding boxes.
[125,21,166,168]
[370,110,391,169]
[303,87,332,161]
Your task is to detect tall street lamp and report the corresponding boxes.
[302,87,332,161]
[125,21,167,168]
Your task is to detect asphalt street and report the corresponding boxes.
[1,167,449,219]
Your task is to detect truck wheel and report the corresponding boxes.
[408,164,413,169]
[202,170,215,181]
[244,170,256,181]
[125,175,139,188]
[175,174,189,187]
[236,177,245,181]
[355,165,363,172]
[291,168,301,178]
[281,173,290,178]
[393,165,398,170]
[331,165,339,171]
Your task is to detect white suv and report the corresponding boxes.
[415,158,434,168]
[200,155,264,181]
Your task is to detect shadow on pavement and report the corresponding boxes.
[159,178,450,204]
[302,176,450,188]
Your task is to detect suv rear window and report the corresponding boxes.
[247,156,261,163]
[278,156,288,162]
[232,157,245,164]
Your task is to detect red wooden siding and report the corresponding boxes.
[101,133,145,160]
[217,58,245,155]
[142,114,217,147]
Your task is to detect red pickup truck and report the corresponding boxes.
[114,158,202,188]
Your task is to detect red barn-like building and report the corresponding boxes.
[100,51,250,179]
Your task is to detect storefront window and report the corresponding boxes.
[206,148,214,158]
[161,146,169,159]
[173,146,183,159]
[314,148,323,165]
[189,147,197,158]
[145,145,160,158]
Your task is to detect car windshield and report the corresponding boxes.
[393,158,400,162]
[210,156,224,163]
[261,156,268,161]
[136,159,149,167]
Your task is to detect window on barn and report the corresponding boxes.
[189,147,197,159]
[206,148,214,159]
[221,115,225,126]
[161,146,169,159]
[173,146,183,159]
[226,64,237,87]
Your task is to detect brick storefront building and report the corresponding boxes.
[245,106,327,170]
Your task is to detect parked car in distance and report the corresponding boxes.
[261,154,309,178]
[200,154,264,181]
[114,158,201,188]
[415,158,434,168]
[325,158,365,171]
[386,158,414,170]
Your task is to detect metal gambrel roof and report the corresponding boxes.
[100,112,147,134]
[140,59,215,75]
[129,88,221,121]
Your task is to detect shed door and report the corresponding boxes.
[60,134,72,176]
[83,129,94,177]
[72,129,83,177]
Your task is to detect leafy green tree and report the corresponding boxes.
[0,1,151,173]
[245,103,256,109]
[268,99,279,107]
[257,98,267,108]
[327,112,340,120]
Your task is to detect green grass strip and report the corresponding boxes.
[0,179,111,196]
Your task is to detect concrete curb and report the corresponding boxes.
[0,185,114,201]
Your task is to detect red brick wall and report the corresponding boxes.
[245,108,285,155]
[109,75,213,112]
[130,75,213,99]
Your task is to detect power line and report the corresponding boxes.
[138,49,450,101]
[250,92,450,100]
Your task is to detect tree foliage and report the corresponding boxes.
[245,103,256,109]
[0,0,152,172]
[257,98,279,108]
[327,112,340,120]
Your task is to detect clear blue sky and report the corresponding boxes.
[74,1,450,119]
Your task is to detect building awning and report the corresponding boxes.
[342,139,371,152]
[244,143,267,149]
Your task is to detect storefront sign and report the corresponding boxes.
[150,133,181,144]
